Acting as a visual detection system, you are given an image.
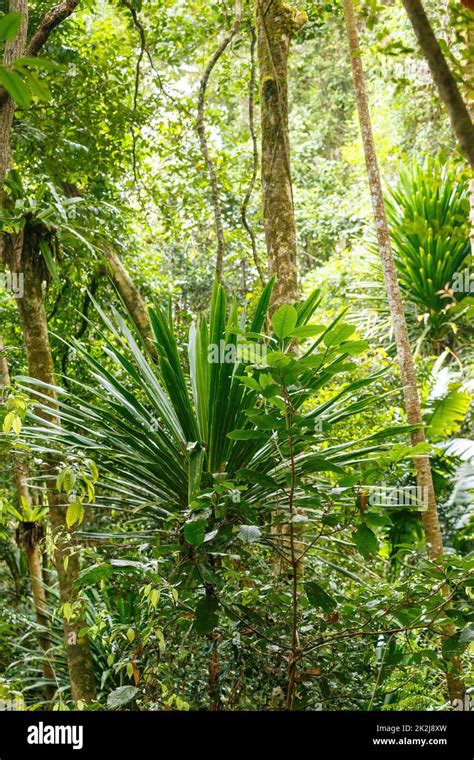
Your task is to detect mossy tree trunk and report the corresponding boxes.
[1,334,55,699]
[254,0,306,308]
[0,2,96,703]
[10,232,97,704]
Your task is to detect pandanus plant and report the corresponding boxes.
[355,159,472,356]
[386,158,472,350]
[20,279,410,524]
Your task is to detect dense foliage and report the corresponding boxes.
[0,0,472,713]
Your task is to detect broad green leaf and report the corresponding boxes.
[352,524,378,558]
[459,623,474,645]
[184,518,207,546]
[272,304,298,339]
[78,563,114,586]
[0,68,31,107]
[13,56,59,70]
[237,525,261,543]
[227,429,264,440]
[66,501,83,528]
[426,388,471,442]
[339,339,369,355]
[194,595,219,634]
[305,581,337,612]
[107,686,138,709]
[442,634,466,660]
[3,411,15,433]
[323,323,356,348]
[290,324,325,339]
[236,468,279,489]
[0,12,22,41]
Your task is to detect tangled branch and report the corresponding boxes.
[196,0,243,282]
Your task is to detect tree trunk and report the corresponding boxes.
[401,0,474,169]
[464,24,474,256]
[254,0,306,308]
[196,0,242,282]
[342,0,466,706]
[98,241,156,358]
[18,524,56,701]
[1,334,55,698]
[0,0,28,183]
[11,235,97,704]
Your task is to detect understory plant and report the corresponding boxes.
[17,281,473,710]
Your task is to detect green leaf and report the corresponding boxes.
[0,12,22,42]
[66,501,83,528]
[78,563,114,587]
[245,411,281,430]
[266,351,292,368]
[107,686,139,709]
[339,339,369,355]
[236,468,279,489]
[352,524,378,558]
[290,324,325,339]
[0,68,31,108]
[194,595,219,634]
[237,525,261,543]
[184,518,207,546]
[2,411,15,434]
[305,581,337,612]
[227,429,264,440]
[323,323,356,348]
[272,304,298,339]
[459,623,474,645]
[426,389,471,442]
[13,56,59,70]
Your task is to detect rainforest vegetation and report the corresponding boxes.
[0,0,473,713]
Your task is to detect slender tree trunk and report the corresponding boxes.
[401,0,474,169]
[11,236,96,703]
[342,0,465,706]
[196,0,242,282]
[98,241,156,358]
[0,0,96,704]
[0,0,28,184]
[1,334,55,697]
[254,0,306,308]
[17,522,56,700]
[464,24,474,256]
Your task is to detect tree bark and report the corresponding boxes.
[254,0,306,308]
[11,234,97,703]
[0,0,28,183]
[401,0,474,169]
[1,334,55,698]
[98,241,157,359]
[342,0,466,706]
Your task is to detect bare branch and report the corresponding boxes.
[196,0,242,282]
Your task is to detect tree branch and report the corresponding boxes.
[196,0,242,282]
[26,0,81,57]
